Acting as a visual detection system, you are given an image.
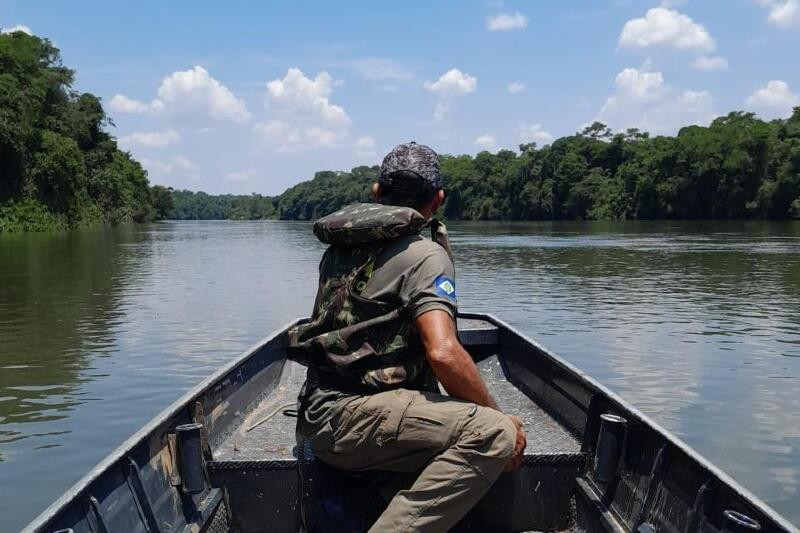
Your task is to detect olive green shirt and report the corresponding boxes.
[300,232,457,430]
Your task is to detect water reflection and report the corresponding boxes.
[452,220,800,521]
[1,220,799,529]
[0,228,146,443]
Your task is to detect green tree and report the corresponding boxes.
[0,31,159,232]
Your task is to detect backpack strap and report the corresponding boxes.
[430,218,454,265]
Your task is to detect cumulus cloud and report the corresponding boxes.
[1,24,32,35]
[518,123,553,144]
[425,68,477,96]
[119,129,181,149]
[140,155,197,175]
[425,68,477,121]
[253,68,350,152]
[746,80,800,118]
[756,0,800,28]
[342,58,413,81]
[692,55,729,71]
[487,12,528,31]
[157,66,250,123]
[619,7,715,51]
[474,134,497,150]
[109,66,249,123]
[507,82,525,94]
[109,94,155,114]
[595,66,715,134]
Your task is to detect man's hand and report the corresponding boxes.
[505,415,527,471]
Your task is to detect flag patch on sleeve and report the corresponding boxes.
[434,275,457,301]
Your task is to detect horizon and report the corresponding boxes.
[3,0,799,195]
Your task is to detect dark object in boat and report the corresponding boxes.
[22,314,797,533]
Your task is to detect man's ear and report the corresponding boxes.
[371,182,380,201]
[434,189,445,209]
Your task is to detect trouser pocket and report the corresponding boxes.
[308,419,336,454]
[375,389,415,446]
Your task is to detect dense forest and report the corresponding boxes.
[172,111,800,221]
[0,31,171,232]
[169,190,275,220]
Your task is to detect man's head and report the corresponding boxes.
[373,142,445,218]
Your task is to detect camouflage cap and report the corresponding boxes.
[379,142,442,190]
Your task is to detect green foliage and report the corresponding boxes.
[0,31,159,232]
[0,198,65,232]
[150,185,174,220]
[265,111,800,222]
[167,190,277,220]
[273,166,375,220]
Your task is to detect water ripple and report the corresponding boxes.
[0,220,798,529]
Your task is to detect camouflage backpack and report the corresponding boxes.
[287,203,451,393]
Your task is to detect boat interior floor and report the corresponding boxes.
[213,353,581,465]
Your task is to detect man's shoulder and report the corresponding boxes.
[383,234,450,267]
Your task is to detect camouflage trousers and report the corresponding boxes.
[305,388,516,532]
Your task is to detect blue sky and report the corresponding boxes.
[3,0,800,194]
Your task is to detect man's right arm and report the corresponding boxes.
[415,309,499,410]
[416,309,527,470]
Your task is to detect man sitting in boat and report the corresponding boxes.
[289,141,527,532]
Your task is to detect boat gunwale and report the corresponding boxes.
[469,311,798,533]
[21,318,304,533]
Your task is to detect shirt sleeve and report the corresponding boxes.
[401,246,458,319]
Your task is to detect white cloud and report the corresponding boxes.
[119,129,181,149]
[140,155,197,175]
[756,0,800,28]
[109,94,154,114]
[487,12,528,31]
[746,80,800,118]
[157,66,250,123]
[596,66,715,134]
[507,82,525,94]
[354,135,377,158]
[619,7,715,51]
[518,123,553,144]
[474,134,497,150]
[343,58,413,81]
[1,24,32,35]
[225,169,256,182]
[109,66,249,123]
[425,68,477,121]
[424,68,477,96]
[692,55,729,71]
[254,68,350,152]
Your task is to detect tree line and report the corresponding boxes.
[0,31,172,232]
[172,111,800,222]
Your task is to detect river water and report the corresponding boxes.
[1,220,799,530]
